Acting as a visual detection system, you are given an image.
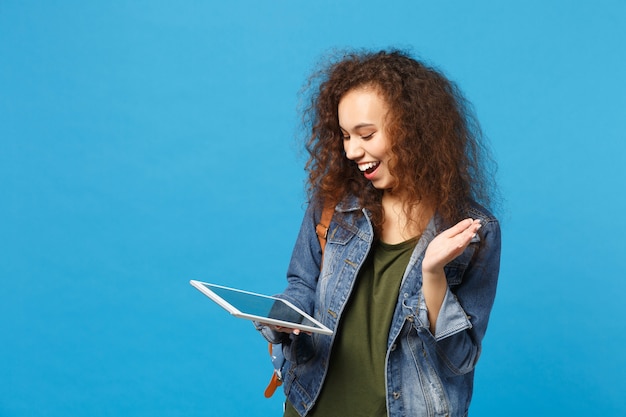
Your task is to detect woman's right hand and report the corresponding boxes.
[261,323,304,335]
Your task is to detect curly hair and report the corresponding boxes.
[300,48,498,233]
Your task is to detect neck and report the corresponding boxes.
[380,192,432,244]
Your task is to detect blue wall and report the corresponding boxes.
[1,1,625,415]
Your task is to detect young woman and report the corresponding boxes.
[258,49,501,417]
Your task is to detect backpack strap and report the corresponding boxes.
[315,204,335,254]
[264,203,334,398]
[264,343,284,398]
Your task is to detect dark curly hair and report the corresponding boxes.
[300,48,498,233]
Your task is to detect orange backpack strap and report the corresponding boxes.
[264,371,282,398]
[264,343,283,398]
[264,203,334,398]
[315,204,335,254]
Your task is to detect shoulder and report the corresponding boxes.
[434,201,499,232]
[465,201,498,226]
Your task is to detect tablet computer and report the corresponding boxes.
[190,280,333,335]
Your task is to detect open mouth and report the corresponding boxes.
[359,161,380,175]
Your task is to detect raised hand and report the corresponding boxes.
[422,218,481,274]
[421,218,481,333]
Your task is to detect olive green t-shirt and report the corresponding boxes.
[285,238,417,417]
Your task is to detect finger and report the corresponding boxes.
[448,220,478,247]
[469,219,482,236]
[443,218,474,237]
[457,220,482,247]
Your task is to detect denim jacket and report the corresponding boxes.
[260,196,501,417]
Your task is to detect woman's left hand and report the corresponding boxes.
[422,218,481,274]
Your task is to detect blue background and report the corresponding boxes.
[1,1,625,416]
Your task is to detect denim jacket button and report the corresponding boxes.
[406,315,414,323]
[393,391,401,400]
[390,343,397,351]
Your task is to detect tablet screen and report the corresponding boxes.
[190,280,333,335]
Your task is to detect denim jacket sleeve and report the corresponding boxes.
[277,202,325,315]
[416,214,501,375]
[255,203,323,344]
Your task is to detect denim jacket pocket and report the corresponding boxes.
[320,221,360,281]
[326,220,358,246]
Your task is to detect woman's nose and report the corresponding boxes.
[343,138,364,161]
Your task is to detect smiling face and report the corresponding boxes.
[339,87,396,191]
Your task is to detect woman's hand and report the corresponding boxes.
[261,324,309,335]
[423,218,481,274]
[421,218,481,334]
[272,325,303,335]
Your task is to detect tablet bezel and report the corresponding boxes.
[190,280,333,335]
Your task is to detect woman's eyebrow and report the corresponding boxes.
[339,123,376,131]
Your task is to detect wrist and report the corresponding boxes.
[421,258,445,276]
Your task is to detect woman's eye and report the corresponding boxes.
[361,132,375,139]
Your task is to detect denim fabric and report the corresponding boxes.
[263,196,500,417]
